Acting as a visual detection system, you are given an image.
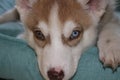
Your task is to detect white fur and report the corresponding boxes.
[24,27,35,49]
[63,20,77,38]
[35,4,77,80]
[98,21,120,68]
[32,3,98,80]
[17,1,100,80]
[37,21,49,37]
[1,0,119,80]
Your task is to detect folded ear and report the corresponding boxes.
[16,0,37,9]
[15,0,38,20]
[78,0,108,17]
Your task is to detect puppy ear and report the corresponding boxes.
[15,0,38,20]
[78,0,108,17]
[16,0,37,9]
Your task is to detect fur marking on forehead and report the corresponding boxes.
[25,0,91,30]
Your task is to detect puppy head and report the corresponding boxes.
[16,0,108,80]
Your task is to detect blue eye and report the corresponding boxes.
[69,30,80,40]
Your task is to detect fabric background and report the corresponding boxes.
[0,0,120,80]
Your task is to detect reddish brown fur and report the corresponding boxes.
[24,0,91,29]
[58,0,91,29]
[34,35,50,48]
[23,0,92,47]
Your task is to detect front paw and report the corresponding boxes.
[98,38,120,70]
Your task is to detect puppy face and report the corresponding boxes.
[16,0,108,79]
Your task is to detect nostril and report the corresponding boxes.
[47,68,64,80]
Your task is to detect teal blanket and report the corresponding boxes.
[0,0,120,80]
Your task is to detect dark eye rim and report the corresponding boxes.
[34,29,45,41]
[69,30,81,41]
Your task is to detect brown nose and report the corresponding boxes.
[47,68,64,80]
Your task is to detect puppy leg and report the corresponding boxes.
[98,22,120,69]
[0,7,19,24]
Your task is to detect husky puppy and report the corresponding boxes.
[0,0,120,80]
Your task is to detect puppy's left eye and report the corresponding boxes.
[34,30,45,41]
[69,30,80,40]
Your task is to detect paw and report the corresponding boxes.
[98,38,120,70]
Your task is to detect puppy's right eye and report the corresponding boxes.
[34,30,45,41]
